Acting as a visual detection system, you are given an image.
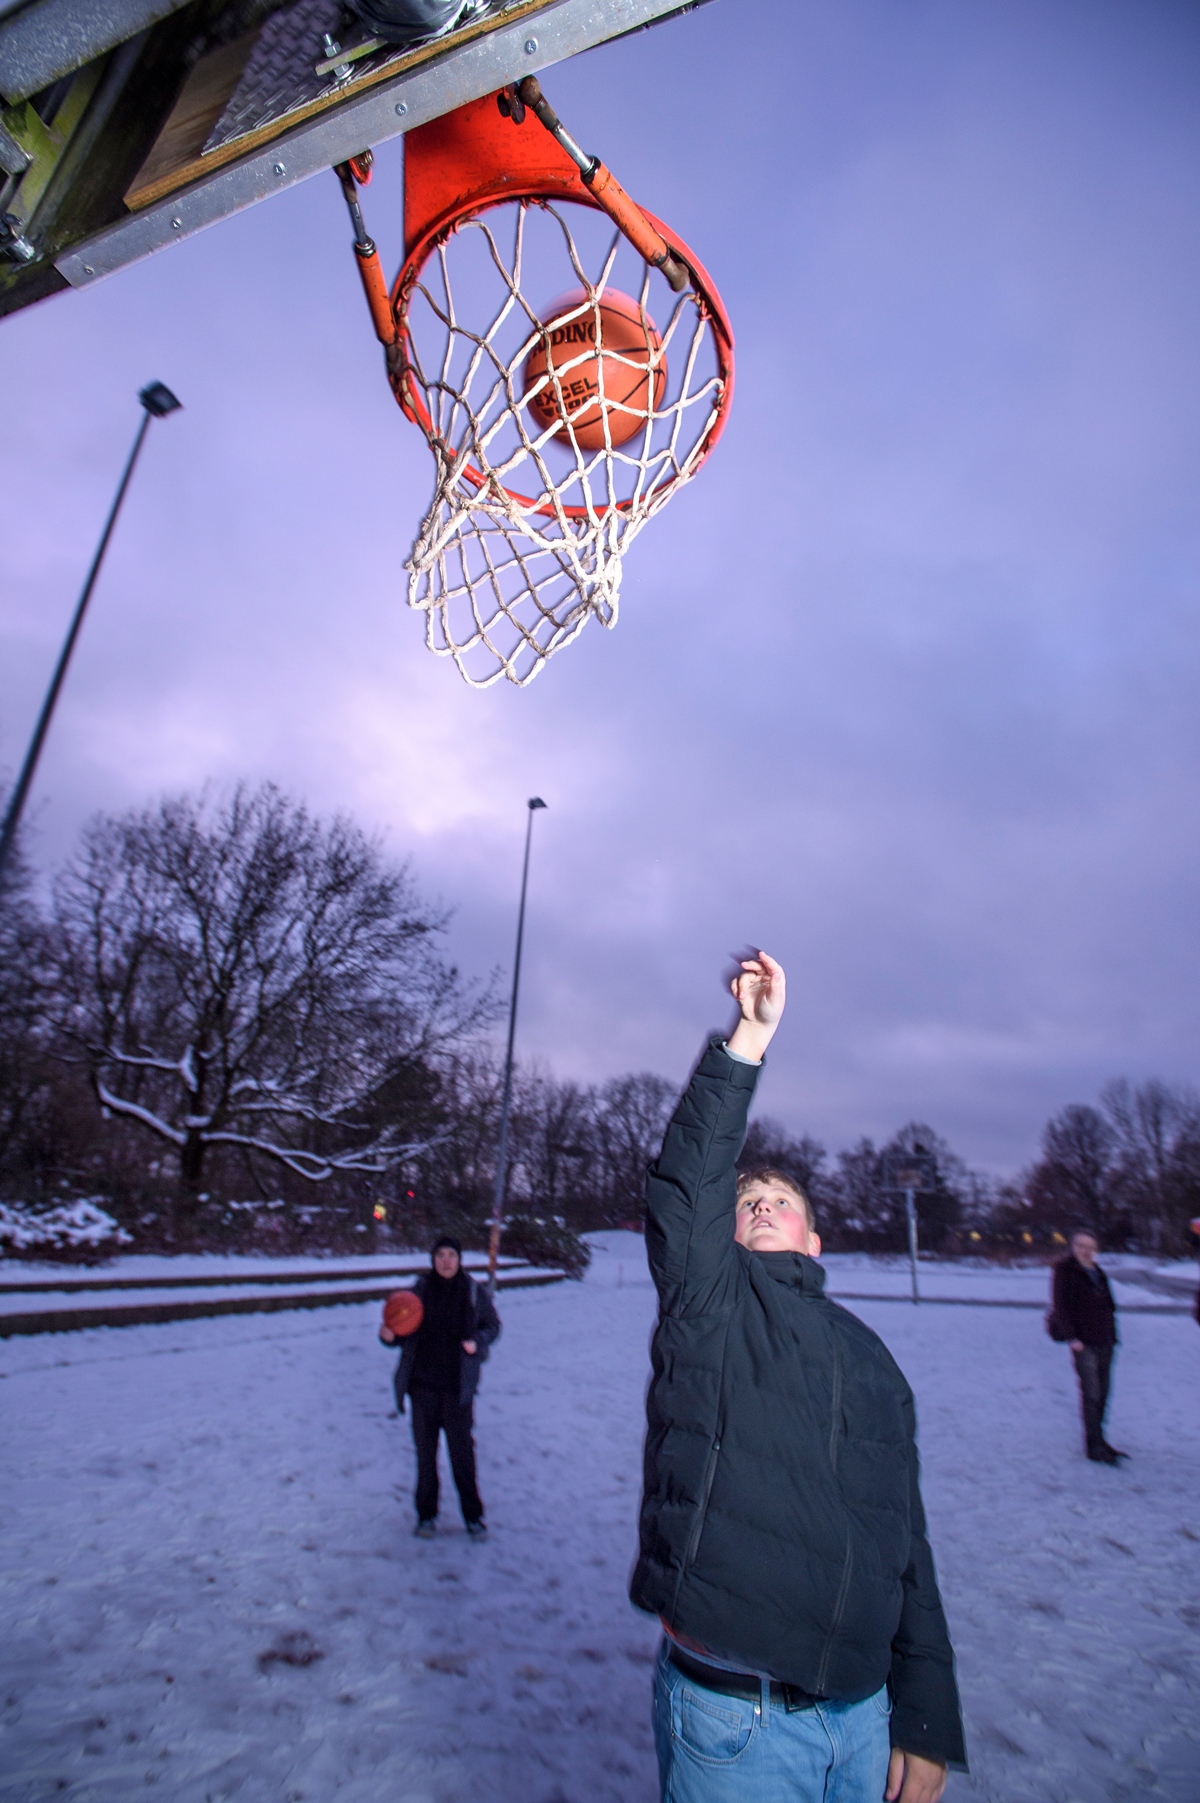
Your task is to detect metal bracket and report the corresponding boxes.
[55,0,695,289]
[0,207,34,259]
[0,117,31,176]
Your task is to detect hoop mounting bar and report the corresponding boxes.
[515,76,689,292]
[335,156,397,346]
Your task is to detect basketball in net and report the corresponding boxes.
[522,290,667,451]
[383,1290,424,1337]
[381,95,732,687]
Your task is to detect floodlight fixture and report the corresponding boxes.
[138,381,183,417]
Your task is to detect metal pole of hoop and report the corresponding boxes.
[0,382,183,889]
[486,797,547,1296]
[882,1148,937,1306]
[904,1186,919,1305]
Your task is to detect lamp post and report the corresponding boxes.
[486,796,547,1294]
[0,382,183,889]
[881,1146,937,1304]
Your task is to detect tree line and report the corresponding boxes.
[2,782,1198,1265]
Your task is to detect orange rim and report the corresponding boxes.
[389,183,735,523]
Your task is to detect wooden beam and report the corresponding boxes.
[125,0,548,211]
[123,28,258,209]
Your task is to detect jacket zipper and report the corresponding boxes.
[828,1338,843,1473]
[815,1532,853,1693]
[684,1435,721,1568]
[816,1335,849,1692]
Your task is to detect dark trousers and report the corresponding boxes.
[1071,1344,1115,1454]
[410,1387,483,1524]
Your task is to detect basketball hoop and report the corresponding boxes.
[336,83,734,686]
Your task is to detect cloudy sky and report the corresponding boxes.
[3,0,1199,1176]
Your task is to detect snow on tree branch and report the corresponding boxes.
[94,1080,186,1147]
[46,782,500,1219]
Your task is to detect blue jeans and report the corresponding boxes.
[654,1642,892,1803]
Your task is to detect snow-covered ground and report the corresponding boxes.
[1,1235,1197,1802]
[0,1258,535,1323]
[0,1253,535,1322]
[0,1251,517,1286]
[819,1253,1194,1310]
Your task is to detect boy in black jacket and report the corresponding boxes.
[381,1236,501,1538]
[633,953,965,1803]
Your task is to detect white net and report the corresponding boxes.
[395,197,730,686]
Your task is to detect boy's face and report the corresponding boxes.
[734,1182,821,1257]
[434,1246,461,1278]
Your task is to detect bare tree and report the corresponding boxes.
[1025,1103,1117,1238]
[509,1066,595,1223]
[829,1138,889,1243]
[49,784,495,1229]
[881,1124,965,1250]
[827,1125,967,1251]
[1100,1078,1200,1254]
[408,1047,505,1225]
[592,1072,678,1223]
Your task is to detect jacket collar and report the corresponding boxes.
[747,1249,827,1295]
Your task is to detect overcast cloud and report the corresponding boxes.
[3,0,1199,1175]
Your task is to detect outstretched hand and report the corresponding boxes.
[727,951,786,1064]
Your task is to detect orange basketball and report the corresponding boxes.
[523,289,666,451]
[383,1289,424,1337]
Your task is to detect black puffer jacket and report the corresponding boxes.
[1051,1256,1117,1347]
[388,1273,501,1413]
[631,1041,966,1770]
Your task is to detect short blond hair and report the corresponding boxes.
[736,1166,815,1232]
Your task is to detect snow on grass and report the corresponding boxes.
[0,1278,489,1319]
[0,1201,129,1255]
[819,1253,1191,1309]
[0,1233,1196,1801]
[0,1251,523,1286]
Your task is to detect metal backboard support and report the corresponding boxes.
[0,0,711,320]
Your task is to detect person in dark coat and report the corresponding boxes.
[634,952,965,1803]
[1051,1230,1125,1465]
[380,1236,501,1538]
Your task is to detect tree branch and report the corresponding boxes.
[91,1044,180,1076]
[198,1125,447,1182]
[93,1081,186,1146]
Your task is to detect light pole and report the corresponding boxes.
[0,382,183,889]
[881,1146,936,1305]
[486,796,547,1293]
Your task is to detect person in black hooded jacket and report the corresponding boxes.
[633,953,965,1803]
[380,1236,501,1538]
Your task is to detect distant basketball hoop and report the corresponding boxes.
[335,79,734,686]
[881,1147,937,1306]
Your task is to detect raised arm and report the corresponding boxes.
[644,953,785,1317]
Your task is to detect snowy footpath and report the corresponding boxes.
[1,1234,1197,1803]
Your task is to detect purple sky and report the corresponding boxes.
[3,0,1199,1177]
